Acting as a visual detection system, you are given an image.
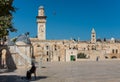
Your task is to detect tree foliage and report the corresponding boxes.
[77,53,86,58]
[0,0,17,42]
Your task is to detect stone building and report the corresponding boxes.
[9,34,32,67]
[30,6,120,62]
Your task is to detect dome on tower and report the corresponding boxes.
[39,6,44,9]
[92,28,95,33]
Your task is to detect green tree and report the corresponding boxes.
[0,0,17,44]
[77,53,86,59]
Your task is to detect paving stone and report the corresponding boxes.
[1,60,120,82]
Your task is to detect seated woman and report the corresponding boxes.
[26,63,36,80]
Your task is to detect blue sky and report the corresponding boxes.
[11,0,120,40]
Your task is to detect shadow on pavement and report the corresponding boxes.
[21,76,48,81]
[0,75,28,82]
[31,76,48,81]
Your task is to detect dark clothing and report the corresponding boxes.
[26,71,31,80]
[96,57,99,61]
[26,65,36,80]
[30,65,36,73]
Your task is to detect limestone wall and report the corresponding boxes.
[30,39,120,62]
[8,45,32,67]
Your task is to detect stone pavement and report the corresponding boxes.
[1,59,120,82]
[0,71,26,82]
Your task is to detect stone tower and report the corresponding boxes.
[36,6,47,40]
[91,28,96,43]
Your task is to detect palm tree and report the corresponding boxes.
[0,0,17,45]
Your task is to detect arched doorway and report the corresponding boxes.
[111,56,117,59]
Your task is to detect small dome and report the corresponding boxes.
[15,34,31,45]
[111,37,115,41]
[39,6,44,9]
[92,28,95,33]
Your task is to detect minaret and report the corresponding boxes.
[91,28,96,43]
[36,6,47,40]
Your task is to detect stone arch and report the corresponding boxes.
[105,56,108,59]
[92,45,96,50]
[45,45,49,50]
[33,43,40,47]
[87,45,90,50]
[57,45,61,49]
[111,56,117,59]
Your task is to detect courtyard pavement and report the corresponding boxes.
[1,59,120,82]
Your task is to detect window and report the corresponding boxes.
[112,49,114,54]
[46,46,49,50]
[54,45,57,51]
[92,46,96,50]
[84,48,86,50]
[55,48,57,51]
[47,58,49,62]
[73,47,76,49]
[58,56,60,61]
[116,49,118,54]
[37,45,40,47]
[47,51,49,55]
[71,52,73,54]
[88,48,89,50]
